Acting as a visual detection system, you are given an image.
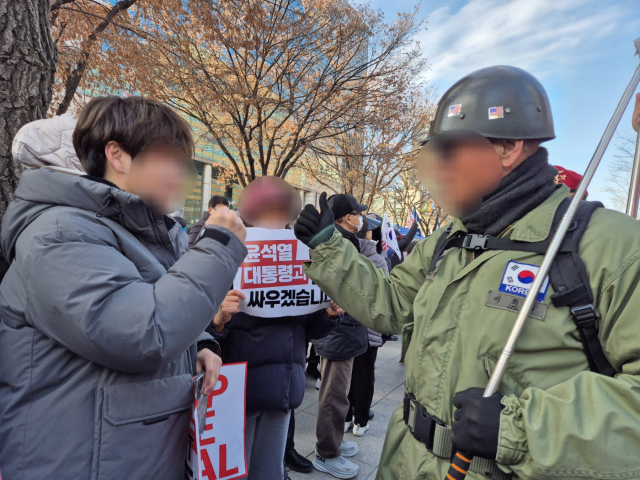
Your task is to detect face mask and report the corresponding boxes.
[347,215,363,231]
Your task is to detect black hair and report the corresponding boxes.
[73,96,194,178]
[208,195,230,210]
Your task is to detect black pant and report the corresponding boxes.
[345,346,378,427]
[286,408,295,452]
[306,342,321,379]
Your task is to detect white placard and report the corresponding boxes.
[232,228,330,317]
[186,363,248,480]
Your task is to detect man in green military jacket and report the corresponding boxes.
[293,66,640,480]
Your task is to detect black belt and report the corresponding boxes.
[403,393,512,480]
[403,393,448,455]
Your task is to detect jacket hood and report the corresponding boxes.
[358,238,389,272]
[1,168,170,262]
[12,115,84,172]
[358,238,378,257]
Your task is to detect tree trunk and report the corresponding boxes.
[0,0,56,220]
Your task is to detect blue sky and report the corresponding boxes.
[362,0,640,209]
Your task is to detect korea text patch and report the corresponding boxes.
[498,260,549,303]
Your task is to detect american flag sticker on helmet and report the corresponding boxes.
[448,104,462,117]
[488,106,504,120]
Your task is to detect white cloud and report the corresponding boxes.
[419,0,636,87]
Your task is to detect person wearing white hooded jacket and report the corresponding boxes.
[0,98,247,480]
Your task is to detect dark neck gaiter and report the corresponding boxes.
[461,147,558,236]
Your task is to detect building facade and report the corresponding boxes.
[184,153,329,227]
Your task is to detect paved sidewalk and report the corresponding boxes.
[289,339,406,480]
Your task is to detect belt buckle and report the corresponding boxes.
[413,405,446,453]
[422,409,446,454]
[404,395,448,454]
[406,398,418,435]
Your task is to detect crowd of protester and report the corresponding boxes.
[1,85,639,480]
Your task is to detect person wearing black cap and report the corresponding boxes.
[343,215,389,438]
[328,193,369,240]
[310,194,369,479]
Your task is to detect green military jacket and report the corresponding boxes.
[305,186,640,480]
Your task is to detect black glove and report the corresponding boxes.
[451,387,504,460]
[294,192,335,248]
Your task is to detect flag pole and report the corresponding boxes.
[625,39,640,219]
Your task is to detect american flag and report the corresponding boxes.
[488,106,504,119]
[448,104,461,117]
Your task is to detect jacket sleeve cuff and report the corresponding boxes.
[195,225,248,266]
[496,395,528,468]
[206,322,230,341]
[308,224,337,249]
[308,230,345,262]
[197,338,222,357]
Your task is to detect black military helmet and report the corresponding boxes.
[423,66,555,143]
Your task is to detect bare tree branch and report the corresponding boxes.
[97,0,427,187]
[50,0,138,115]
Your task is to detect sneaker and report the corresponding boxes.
[344,418,353,433]
[339,440,358,457]
[353,423,369,437]
[315,378,321,390]
[313,452,359,479]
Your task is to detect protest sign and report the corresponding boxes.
[381,213,401,258]
[186,363,247,480]
[232,228,331,317]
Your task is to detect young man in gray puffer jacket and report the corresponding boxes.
[0,97,248,480]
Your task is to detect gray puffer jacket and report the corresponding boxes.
[0,167,247,479]
[359,238,388,348]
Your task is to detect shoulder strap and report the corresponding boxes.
[427,197,615,376]
[427,224,455,275]
[547,199,616,377]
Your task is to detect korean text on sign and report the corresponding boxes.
[233,228,331,317]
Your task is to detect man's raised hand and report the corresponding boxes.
[294,192,335,248]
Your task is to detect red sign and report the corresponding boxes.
[241,240,308,289]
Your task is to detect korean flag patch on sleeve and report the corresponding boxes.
[499,260,549,303]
